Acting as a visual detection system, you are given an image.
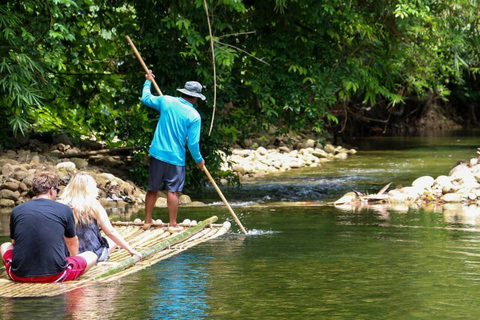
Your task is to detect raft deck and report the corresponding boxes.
[0,216,230,298]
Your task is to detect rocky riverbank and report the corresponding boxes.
[335,148,480,206]
[0,135,197,209]
[0,133,358,209]
[221,143,357,178]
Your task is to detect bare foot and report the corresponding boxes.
[142,222,152,230]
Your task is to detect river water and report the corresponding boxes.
[1,131,480,319]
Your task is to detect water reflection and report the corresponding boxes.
[335,202,480,230]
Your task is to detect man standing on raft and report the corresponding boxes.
[141,70,205,231]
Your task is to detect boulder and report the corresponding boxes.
[305,139,316,148]
[442,193,463,203]
[324,144,335,154]
[1,182,20,191]
[449,163,471,177]
[312,149,328,158]
[0,199,15,207]
[412,176,434,190]
[70,158,89,169]
[22,174,34,187]
[435,175,452,186]
[13,170,29,181]
[52,133,73,146]
[179,194,192,205]
[232,164,245,175]
[232,149,252,157]
[0,189,20,201]
[243,138,253,148]
[289,161,303,169]
[278,146,290,153]
[155,197,167,207]
[18,182,28,192]
[2,164,15,177]
[334,153,348,160]
[99,172,116,181]
[257,146,268,156]
[334,192,357,205]
[57,162,76,171]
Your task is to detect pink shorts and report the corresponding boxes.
[2,249,87,283]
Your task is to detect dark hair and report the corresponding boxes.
[32,171,59,195]
[182,94,197,100]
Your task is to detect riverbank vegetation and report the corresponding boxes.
[1,0,479,188]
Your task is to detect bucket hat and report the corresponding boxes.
[177,81,206,101]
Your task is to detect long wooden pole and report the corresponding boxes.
[202,166,248,234]
[125,36,248,234]
[95,216,218,280]
[126,35,163,95]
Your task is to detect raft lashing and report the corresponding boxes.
[0,216,230,298]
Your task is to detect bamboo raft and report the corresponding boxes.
[0,216,230,298]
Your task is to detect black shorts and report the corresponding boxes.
[148,157,185,192]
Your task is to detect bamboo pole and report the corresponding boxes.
[202,166,247,234]
[93,216,217,280]
[126,35,247,234]
[126,35,163,95]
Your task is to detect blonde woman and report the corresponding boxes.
[59,172,142,262]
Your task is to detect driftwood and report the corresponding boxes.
[334,183,392,205]
[60,146,140,158]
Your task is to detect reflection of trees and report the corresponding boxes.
[335,202,480,228]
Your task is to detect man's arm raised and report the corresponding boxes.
[141,70,162,111]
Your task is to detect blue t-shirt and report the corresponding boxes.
[141,80,203,166]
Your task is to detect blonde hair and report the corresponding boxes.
[59,172,101,225]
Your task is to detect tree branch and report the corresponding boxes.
[214,40,270,66]
[204,0,217,137]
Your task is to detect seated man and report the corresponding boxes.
[0,171,97,283]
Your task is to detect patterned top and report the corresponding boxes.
[76,219,108,258]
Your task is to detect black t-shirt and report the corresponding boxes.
[10,198,76,277]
